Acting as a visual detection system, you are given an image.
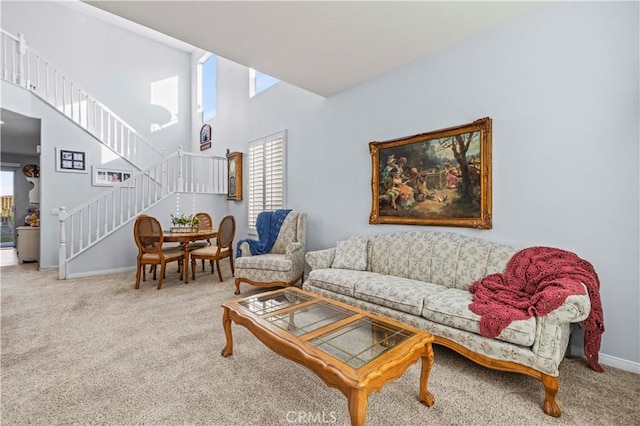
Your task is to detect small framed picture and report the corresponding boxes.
[56,148,87,173]
[92,166,134,187]
[200,124,212,151]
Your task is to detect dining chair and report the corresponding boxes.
[133,214,184,290]
[190,215,236,282]
[189,212,214,270]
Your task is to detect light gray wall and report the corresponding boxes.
[214,2,639,366]
[1,1,194,269]
[1,0,192,154]
[1,82,138,268]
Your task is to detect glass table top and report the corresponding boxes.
[248,290,417,369]
[237,290,314,316]
[307,318,415,368]
[266,301,357,337]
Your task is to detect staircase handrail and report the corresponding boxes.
[57,148,228,279]
[61,151,179,219]
[1,29,165,168]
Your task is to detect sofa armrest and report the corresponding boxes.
[305,248,336,270]
[286,242,305,277]
[545,291,591,324]
[532,284,591,372]
[285,242,303,257]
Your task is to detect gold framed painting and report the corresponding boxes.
[369,117,492,229]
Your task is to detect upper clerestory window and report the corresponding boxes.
[249,69,279,98]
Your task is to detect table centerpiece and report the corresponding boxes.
[170,213,200,233]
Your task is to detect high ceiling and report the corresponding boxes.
[2,1,549,154]
[83,0,549,97]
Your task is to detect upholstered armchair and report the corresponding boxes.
[234,211,307,295]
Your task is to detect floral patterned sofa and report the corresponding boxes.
[303,230,591,417]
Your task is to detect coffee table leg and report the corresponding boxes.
[221,307,233,357]
[348,388,368,426]
[419,343,435,407]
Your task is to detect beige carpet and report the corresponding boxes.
[1,263,638,426]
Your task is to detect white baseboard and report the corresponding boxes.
[66,266,136,279]
[571,344,640,374]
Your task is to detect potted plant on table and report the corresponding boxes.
[170,214,200,233]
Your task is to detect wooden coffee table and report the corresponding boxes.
[221,287,435,426]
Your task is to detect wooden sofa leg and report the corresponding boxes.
[234,278,241,295]
[542,374,561,417]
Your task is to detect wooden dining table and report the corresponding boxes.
[163,230,217,283]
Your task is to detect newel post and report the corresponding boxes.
[17,32,26,87]
[58,206,67,279]
[177,145,185,192]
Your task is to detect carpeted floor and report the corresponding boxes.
[1,263,638,425]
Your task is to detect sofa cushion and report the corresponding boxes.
[368,232,411,278]
[422,288,536,346]
[331,237,368,271]
[486,243,519,275]
[307,269,381,297]
[363,231,519,290]
[354,276,448,317]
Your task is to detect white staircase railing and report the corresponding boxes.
[58,148,227,279]
[1,29,164,169]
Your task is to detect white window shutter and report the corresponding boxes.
[247,130,286,233]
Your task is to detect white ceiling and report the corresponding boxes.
[1,0,549,153]
[83,0,550,97]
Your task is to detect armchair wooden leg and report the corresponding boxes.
[234,278,241,295]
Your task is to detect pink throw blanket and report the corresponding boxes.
[468,246,604,372]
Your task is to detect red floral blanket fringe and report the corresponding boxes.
[468,246,605,372]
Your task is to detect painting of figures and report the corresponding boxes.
[369,117,492,229]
